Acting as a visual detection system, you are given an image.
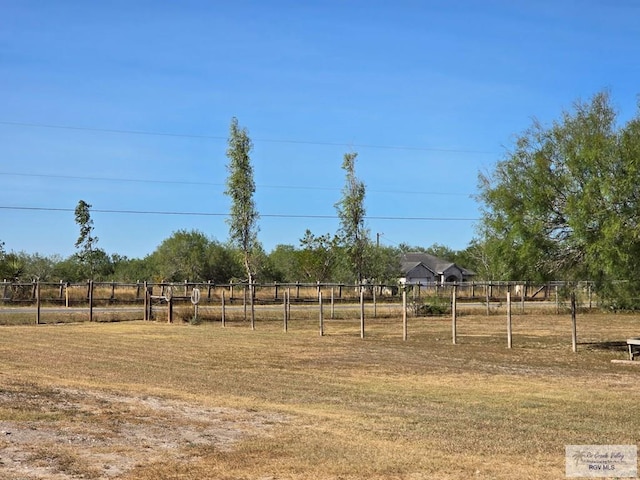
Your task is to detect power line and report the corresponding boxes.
[0,121,220,140]
[0,120,496,154]
[0,171,473,196]
[0,205,479,221]
[1,172,223,187]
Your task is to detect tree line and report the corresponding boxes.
[0,231,471,285]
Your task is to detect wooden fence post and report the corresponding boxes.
[319,291,324,336]
[250,280,255,331]
[571,291,577,353]
[485,283,490,316]
[452,285,457,345]
[221,290,226,327]
[402,289,407,341]
[167,297,173,324]
[148,283,154,320]
[243,284,247,321]
[360,289,365,339]
[283,289,288,332]
[88,280,94,323]
[143,281,148,321]
[373,287,377,318]
[35,281,41,325]
[507,290,512,349]
[331,287,335,319]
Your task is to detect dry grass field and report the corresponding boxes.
[0,309,639,479]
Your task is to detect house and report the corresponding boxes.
[400,252,475,285]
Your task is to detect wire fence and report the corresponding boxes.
[0,279,594,325]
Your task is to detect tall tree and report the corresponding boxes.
[225,117,259,324]
[225,117,259,283]
[477,91,640,307]
[74,200,99,279]
[0,240,5,279]
[335,152,369,284]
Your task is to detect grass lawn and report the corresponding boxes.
[0,310,639,479]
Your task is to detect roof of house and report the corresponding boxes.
[400,252,475,276]
[400,261,434,276]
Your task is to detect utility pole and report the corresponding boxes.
[376,232,383,248]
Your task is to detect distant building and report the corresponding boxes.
[400,252,475,285]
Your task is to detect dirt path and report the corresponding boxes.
[0,384,287,479]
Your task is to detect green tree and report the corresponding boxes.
[267,244,300,282]
[398,243,459,263]
[477,91,640,307]
[335,152,369,284]
[1,252,25,281]
[0,240,6,279]
[298,230,339,282]
[74,200,99,279]
[53,251,113,282]
[52,255,85,282]
[151,230,213,282]
[456,239,494,281]
[90,249,115,280]
[366,244,402,286]
[225,117,260,286]
[424,243,458,262]
[19,252,60,281]
[111,255,156,282]
[207,241,244,283]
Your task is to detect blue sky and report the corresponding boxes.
[1,1,639,259]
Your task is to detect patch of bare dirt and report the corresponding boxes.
[0,384,288,479]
